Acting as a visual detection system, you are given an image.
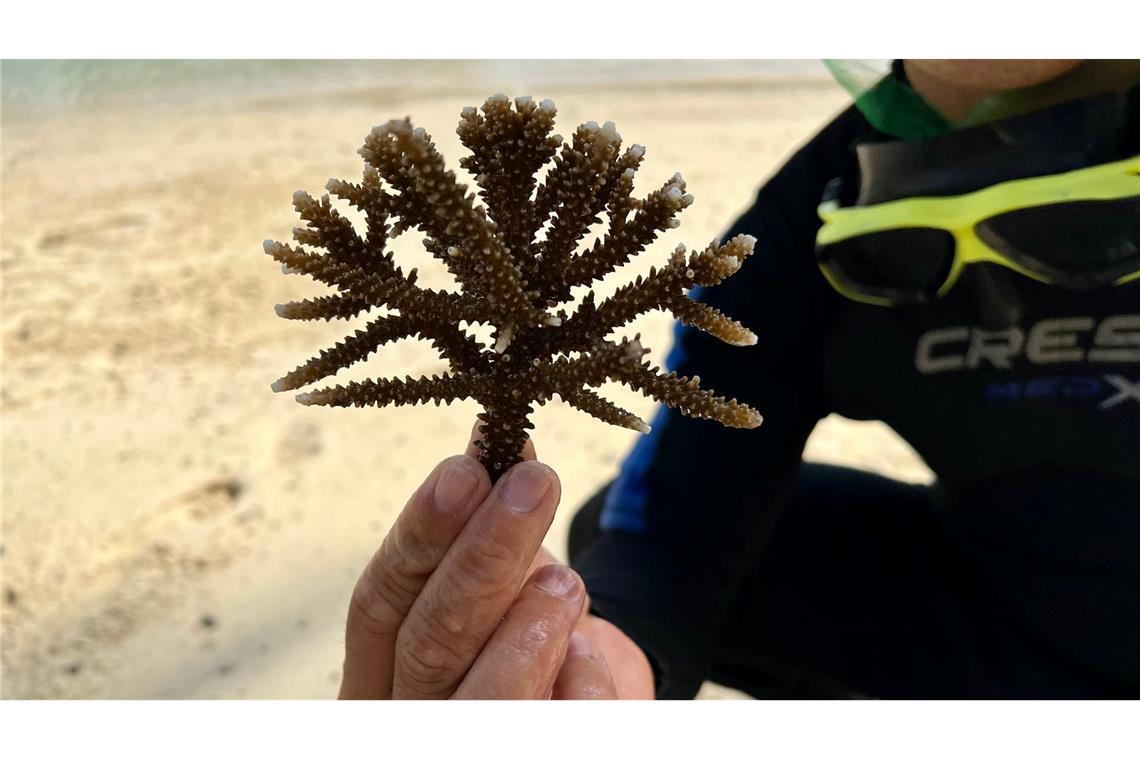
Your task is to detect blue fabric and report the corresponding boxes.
[599,313,694,534]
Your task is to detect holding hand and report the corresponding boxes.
[338,428,649,699]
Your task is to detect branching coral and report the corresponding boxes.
[267,94,762,480]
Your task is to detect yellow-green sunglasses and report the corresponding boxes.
[815,154,1140,307]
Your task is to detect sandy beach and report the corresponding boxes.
[1,65,933,699]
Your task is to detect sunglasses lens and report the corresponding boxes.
[821,227,955,301]
[977,197,1140,285]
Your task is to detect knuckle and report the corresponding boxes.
[451,532,520,592]
[349,542,425,635]
[417,576,483,637]
[348,569,404,637]
[349,521,442,634]
[388,526,439,580]
[397,644,451,690]
[396,620,471,691]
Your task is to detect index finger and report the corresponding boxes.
[339,454,491,699]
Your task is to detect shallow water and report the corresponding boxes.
[1,59,828,120]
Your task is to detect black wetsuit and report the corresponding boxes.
[568,96,1140,698]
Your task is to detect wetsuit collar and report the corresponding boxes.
[858,60,1140,143]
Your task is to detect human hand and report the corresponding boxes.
[337,428,651,699]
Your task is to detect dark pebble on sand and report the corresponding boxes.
[199,614,217,629]
[205,478,243,500]
[65,661,84,675]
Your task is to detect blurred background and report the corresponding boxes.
[0,60,932,699]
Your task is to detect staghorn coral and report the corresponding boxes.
[267,94,762,481]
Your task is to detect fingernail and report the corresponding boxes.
[500,463,552,513]
[567,631,594,658]
[433,460,479,513]
[534,565,578,598]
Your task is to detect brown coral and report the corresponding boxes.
[267,94,762,481]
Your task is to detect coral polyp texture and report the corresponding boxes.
[267,94,762,480]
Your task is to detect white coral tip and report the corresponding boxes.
[629,144,645,158]
[447,246,461,257]
[281,263,299,275]
[681,193,695,207]
[539,98,556,113]
[739,234,758,249]
[461,106,477,116]
[665,186,683,202]
[622,168,636,180]
[543,315,563,327]
[295,392,314,405]
[494,324,515,353]
[274,303,287,317]
[292,190,309,205]
[490,92,509,102]
[271,379,288,393]
[740,331,759,346]
[633,419,652,434]
[515,95,533,107]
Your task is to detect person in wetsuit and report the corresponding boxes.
[335,60,1138,701]
[568,62,1140,699]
